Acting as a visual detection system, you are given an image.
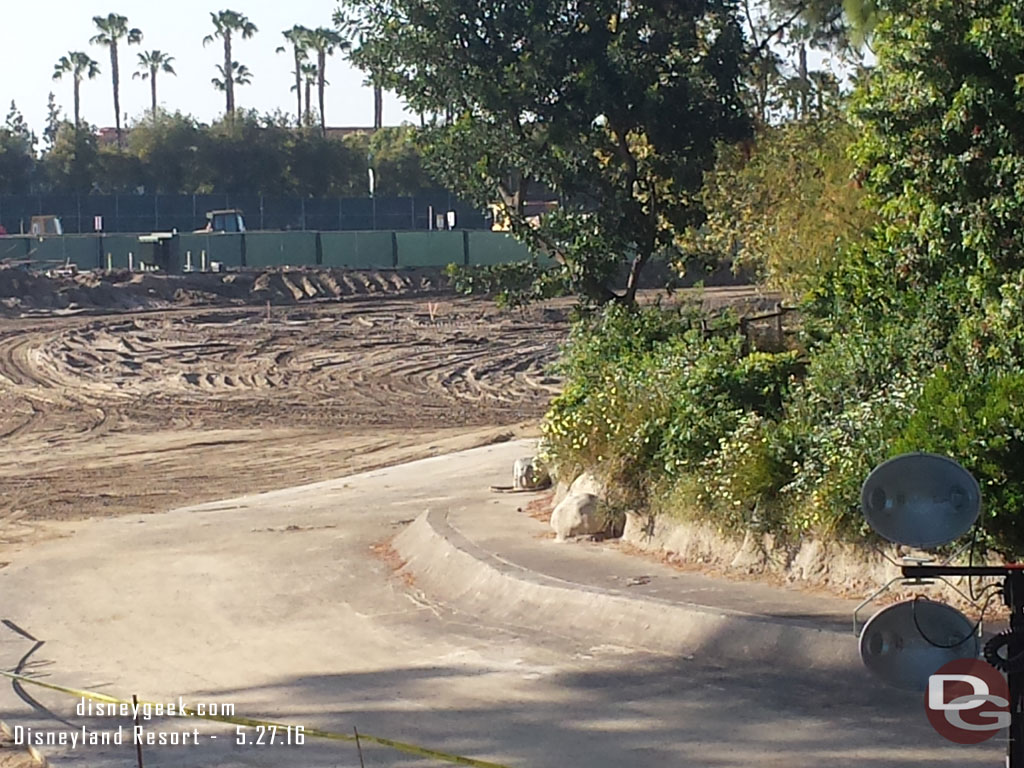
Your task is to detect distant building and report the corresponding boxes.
[96,127,119,147]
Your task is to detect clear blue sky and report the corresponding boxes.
[1,1,414,137]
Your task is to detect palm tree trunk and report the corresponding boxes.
[111,43,122,147]
[293,49,302,127]
[151,69,158,115]
[374,84,382,130]
[73,79,81,127]
[305,81,312,125]
[224,33,234,116]
[318,51,326,137]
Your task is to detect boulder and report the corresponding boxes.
[550,492,602,541]
[568,471,604,498]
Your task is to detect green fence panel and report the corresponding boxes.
[245,232,318,267]
[467,232,535,266]
[99,234,142,270]
[25,236,68,265]
[177,234,211,270]
[320,231,394,268]
[24,235,100,269]
[62,236,102,269]
[207,233,244,268]
[0,237,30,262]
[395,231,465,268]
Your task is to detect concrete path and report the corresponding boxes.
[0,440,1002,767]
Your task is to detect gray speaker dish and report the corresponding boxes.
[861,452,981,548]
[860,599,979,691]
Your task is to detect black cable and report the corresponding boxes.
[912,593,997,649]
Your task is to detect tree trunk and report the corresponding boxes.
[622,249,650,306]
[73,79,81,127]
[798,44,808,118]
[151,71,157,116]
[293,49,302,127]
[111,43,122,147]
[304,82,312,125]
[318,51,327,137]
[374,84,383,130]
[225,34,234,117]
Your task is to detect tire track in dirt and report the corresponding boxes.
[0,296,570,524]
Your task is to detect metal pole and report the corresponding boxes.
[1007,572,1024,767]
[903,564,1024,765]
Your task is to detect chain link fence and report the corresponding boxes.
[0,193,489,235]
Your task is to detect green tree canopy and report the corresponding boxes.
[341,0,751,304]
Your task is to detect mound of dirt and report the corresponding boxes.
[0,266,453,316]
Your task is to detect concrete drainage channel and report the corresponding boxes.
[393,508,860,670]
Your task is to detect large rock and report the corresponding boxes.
[550,492,602,541]
[554,470,605,507]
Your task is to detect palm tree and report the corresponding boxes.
[276,25,310,127]
[212,61,254,108]
[300,62,318,127]
[303,27,347,137]
[90,13,143,147]
[133,50,176,116]
[203,10,258,117]
[334,9,383,130]
[53,52,100,127]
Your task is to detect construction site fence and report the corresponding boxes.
[0,230,537,272]
[0,192,489,235]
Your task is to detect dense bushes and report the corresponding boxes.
[542,0,1024,556]
[542,300,1024,553]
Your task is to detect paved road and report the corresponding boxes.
[0,442,1003,767]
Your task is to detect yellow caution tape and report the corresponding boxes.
[0,670,512,768]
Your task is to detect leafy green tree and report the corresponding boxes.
[52,52,100,127]
[303,27,346,137]
[843,0,1024,350]
[43,92,62,150]
[90,13,143,147]
[690,112,871,296]
[0,102,36,194]
[41,122,99,193]
[133,50,176,116]
[197,111,287,195]
[203,10,258,117]
[285,128,364,197]
[364,126,437,196]
[277,26,311,127]
[126,111,204,193]
[341,0,750,305]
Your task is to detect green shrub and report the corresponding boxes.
[541,303,804,509]
[893,368,1024,554]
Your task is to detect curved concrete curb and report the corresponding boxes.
[394,509,861,669]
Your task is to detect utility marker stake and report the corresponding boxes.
[132,694,144,768]
[354,726,365,768]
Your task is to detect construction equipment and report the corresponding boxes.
[198,209,246,233]
[29,215,64,236]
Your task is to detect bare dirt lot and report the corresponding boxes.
[0,266,777,543]
[0,294,571,532]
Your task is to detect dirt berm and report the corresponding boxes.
[0,266,452,315]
